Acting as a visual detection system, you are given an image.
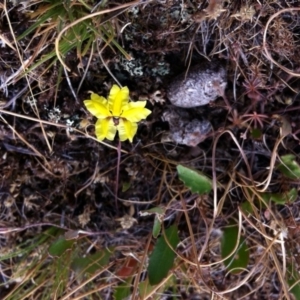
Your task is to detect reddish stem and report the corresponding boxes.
[115,139,121,214]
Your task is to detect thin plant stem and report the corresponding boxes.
[115,139,121,214]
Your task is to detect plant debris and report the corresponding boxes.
[1,0,300,299]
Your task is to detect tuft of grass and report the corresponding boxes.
[0,226,114,299]
[5,0,132,91]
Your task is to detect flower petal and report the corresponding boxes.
[84,93,111,119]
[125,101,147,109]
[122,102,151,122]
[108,85,130,116]
[90,93,107,103]
[95,118,116,141]
[117,119,137,142]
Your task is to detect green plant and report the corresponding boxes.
[177,164,212,195]
[14,0,130,82]
[147,225,179,286]
[221,224,250,274]
[0,227,112,299]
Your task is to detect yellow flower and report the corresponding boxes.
[84,85,151,142]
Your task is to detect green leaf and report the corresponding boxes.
[287,262,300,300]
[288,188,298,203]
[261,188,298,205]
[71,249,111,275]
[278,154,300,179]
[114,280,131,300]
[139,206,165,216]
[48,237,74,257]
[148,225,179,285]
[152,215,162,238]
[240,201,254,215]
[250,128,262,139]
[221,225,249,274]
[139,206,165,238]
[177,165,212,194]
[139,277,160,299]
[122,181,131,192]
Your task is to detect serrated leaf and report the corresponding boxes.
[71,249,111,275]
[278,154,300,179]
[177,165,212,194]
[221,225,249,274]
[148,225,179,285]
[48,237,74,257]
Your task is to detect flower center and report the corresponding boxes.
[113,117,120,126]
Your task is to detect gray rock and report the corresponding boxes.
[167,60,227,107]
[162,107,212,147]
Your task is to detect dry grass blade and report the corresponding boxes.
[263,8,300,77]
